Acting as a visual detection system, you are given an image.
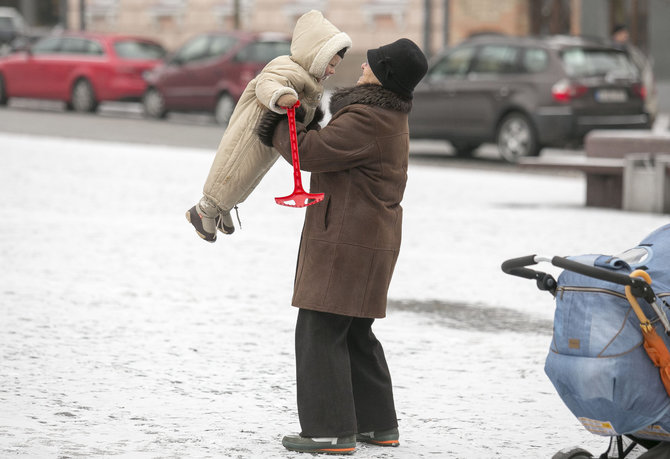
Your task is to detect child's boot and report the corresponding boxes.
[217,209,235,235]
[185,197,220,242]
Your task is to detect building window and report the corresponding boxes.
[149,0,187,28]
[213,0,255,29]
[282,0,328,23]
[86,0,119,26]
[361,0,408,30]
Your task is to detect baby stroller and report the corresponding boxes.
[502,224,670,459]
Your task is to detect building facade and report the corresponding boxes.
[58,0,542,85]
[2,0,669,86]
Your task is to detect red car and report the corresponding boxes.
[142,31,291,125]
[0,32,166,112]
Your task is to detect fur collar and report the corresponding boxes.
[329,84,412,115]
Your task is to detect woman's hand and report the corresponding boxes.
[257,104,315,147]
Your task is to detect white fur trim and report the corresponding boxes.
[269,87,299,114]
[309,31,352,78]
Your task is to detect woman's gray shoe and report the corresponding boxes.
[356,427,399,447]
[282,434,356,455]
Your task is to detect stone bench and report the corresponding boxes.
[518,130,670,209]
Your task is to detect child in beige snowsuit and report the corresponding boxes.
[186,10,351,242]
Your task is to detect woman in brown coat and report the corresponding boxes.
[258,38,428,455]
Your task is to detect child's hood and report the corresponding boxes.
[290,10,352,79]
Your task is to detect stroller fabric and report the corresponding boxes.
[544,224,670,440]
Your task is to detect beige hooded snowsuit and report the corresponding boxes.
[202,10,351,212]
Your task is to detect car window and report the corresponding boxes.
[208,35,237,58]
[235,41,291,62]
[60,37,87,54]
[471,45,519,74]
[114,40,165,60]
[86,40,104,55]
[32,37,61,54]
[174,35,210,64]
[60,37,104,55]
[522,48,549,73]
[0,17,16,30]
[427,46,475,80]
[561,47,638,78]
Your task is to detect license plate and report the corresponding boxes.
[595,89,627,103]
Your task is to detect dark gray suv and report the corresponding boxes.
[409,34,651,162]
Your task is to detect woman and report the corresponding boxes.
[258,38,428,455]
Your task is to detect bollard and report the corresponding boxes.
[623,153,670,213]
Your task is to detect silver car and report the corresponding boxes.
[409,34,651,162]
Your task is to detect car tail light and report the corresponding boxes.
[552,79,588,103]
[632,82,646,100]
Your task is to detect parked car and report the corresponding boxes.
[409,34,651,162]
[142,31,291,125]
[0,7,25,52]
[0,32,166,112]
[611,40,658,125]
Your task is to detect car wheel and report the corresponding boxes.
[142,87,167,119]
[496,112,539,163]
[0,74,7,105]
[214,93,235,126]
[451,142,480,158]
[69,79,98,113]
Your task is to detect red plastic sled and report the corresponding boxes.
[274,100,325,208]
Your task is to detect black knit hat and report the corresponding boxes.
[367,38,428,99]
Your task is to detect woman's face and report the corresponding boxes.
[357,62,381,86]
[321,55,342,81]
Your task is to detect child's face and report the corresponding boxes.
[321,55,342,80]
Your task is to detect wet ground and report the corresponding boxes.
[389,300,553,335]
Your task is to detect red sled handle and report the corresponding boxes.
[274,100,325,208]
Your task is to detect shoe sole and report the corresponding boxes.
[282,439,355,455]
[357,438,399,447]
[283,445,355,455]
[185,208,216,243]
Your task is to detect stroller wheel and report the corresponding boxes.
[552,447,594,459]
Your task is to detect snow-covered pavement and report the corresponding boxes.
[1,132,668,458]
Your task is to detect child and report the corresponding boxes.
[186,10,351,242]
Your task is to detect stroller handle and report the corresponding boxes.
[501,255,557,293]
[551,256,636,286]
[501,255,654,299]
[501,254,542,279]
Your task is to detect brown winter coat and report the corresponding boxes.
[271,84,412,318]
